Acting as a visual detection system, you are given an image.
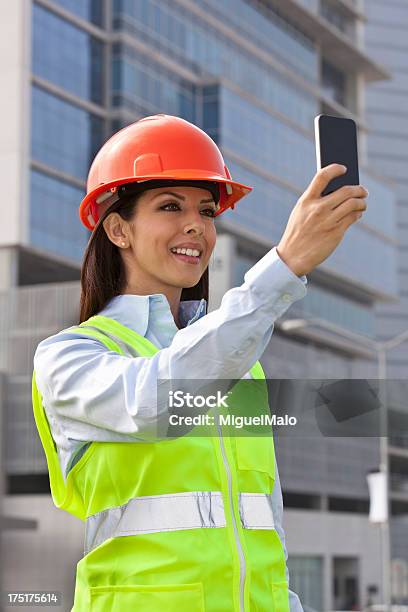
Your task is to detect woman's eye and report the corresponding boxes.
[161,202,180,211]
[205,208,217,217]
[202,208,216,217]
[161,202,216,217]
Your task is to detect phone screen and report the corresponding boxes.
[314,115,360,196]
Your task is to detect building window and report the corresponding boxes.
[112,0,319,125]
[320,1,349,33]
[30,170,88,262]
[50,0,104,26]
[112,44,197,121]
[202,84,219,142]
[322,59,346,106]
[31,85,105,181]
[32,4,104,104]
[287,556,324,611]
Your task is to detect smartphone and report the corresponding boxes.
[314,114,359,196]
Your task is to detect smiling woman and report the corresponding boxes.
[77,115,251,325]
[32,114,308,612]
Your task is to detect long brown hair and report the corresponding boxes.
[79,192,209,323]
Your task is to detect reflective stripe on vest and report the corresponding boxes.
[84,491,275,555]
[239,493,275,530]
[84,491,226,555]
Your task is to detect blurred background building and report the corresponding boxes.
[0,0,407,610]
[364,2,408,599]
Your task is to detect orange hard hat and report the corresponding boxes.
[79,114,253,231]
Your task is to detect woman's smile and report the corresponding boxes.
[170,251,202,265]
[169,240,206,266]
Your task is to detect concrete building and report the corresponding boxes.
[0,1,405,610]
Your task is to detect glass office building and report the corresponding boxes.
[0,1,404,609]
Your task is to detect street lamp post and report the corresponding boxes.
[279,318,408,611]
[377,346,391,612]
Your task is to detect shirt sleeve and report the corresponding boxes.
[33,246,307,443]
[271,459,304,612]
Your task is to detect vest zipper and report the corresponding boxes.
[216,419,246,612]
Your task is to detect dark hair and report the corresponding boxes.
[79,193,209,323]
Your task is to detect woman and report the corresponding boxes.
[32,114,368,611]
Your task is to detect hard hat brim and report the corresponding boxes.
[80,172,253,231]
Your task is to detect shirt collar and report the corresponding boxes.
[98,293,207,337]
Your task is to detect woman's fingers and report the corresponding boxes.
[322,184,369,209]
[301,163,347,201]
[335,208,365,233]
[331,197,368,224]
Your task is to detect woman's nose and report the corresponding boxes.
[183,212,206,235]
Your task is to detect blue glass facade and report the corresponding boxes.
[112,44,197,121]
[112,0,317,129]
[223,154,397,298]
[220,86,316,187]
[300,285,374,337]
[33,4,104,104]
[52,0,104,26]
[194,0,318,81]
[30,170,88,261]
[234,251,374,337]
[114,0,317,82]
[31,86,104,181]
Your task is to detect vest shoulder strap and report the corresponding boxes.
[69,325,125,354]
[79,315,266,379]
[81,315,158,357]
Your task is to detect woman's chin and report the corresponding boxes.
[164,256,206,285]
[166,271,202,288]
[179,274,201,287]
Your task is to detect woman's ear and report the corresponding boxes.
[102,212,129,248]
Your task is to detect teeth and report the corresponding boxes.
[171,247,201,257]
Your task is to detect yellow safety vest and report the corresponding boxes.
[32,315,290,611]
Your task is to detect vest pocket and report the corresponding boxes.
[89,582,205,612]
[271,580,290,612]
[235,436,275,481]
